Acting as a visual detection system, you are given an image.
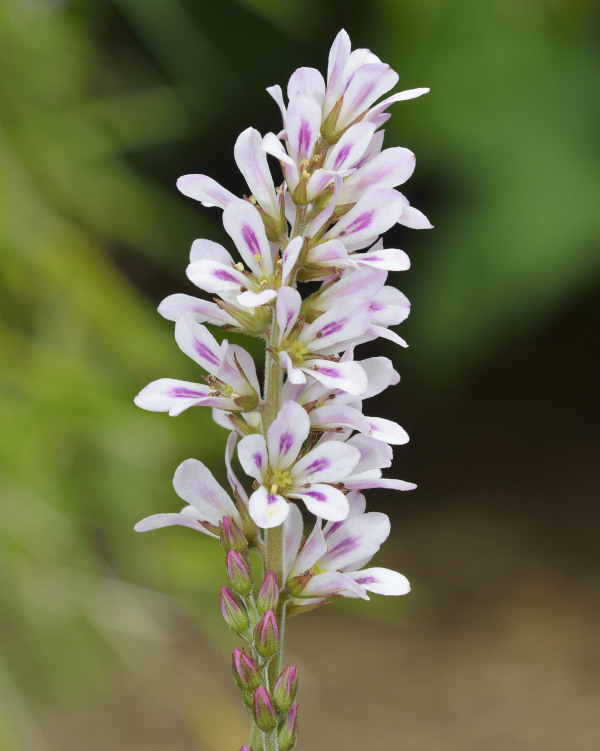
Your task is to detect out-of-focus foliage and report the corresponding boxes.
[0,0,598,748]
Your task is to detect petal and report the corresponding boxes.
[262,132,300,190]
[134,378,233,416]
[305,239,354,269]
[399,203,433,229]
[223,198,273,276]
[186,259,248,294]
[290,484,350,522]
[309,404,371,435]
[324,189,404,250]
[174,315,222,375]
[236,289,278,307]
[354,247,410,271]
[368,324,409,348]
[234,128,279,218]
[249,486,290,529]
[189,238,233,265]
[302,360,368,396]
[276,286,302,343]
[286,94,322,164]
[301,299,371,352]
[306,176,343,237]
[344,476,417,491]
[287,67,326,107]
[359,356,400,398]
[289,522,327,577]
[323,122,377,172]
[301,570,368,600]
[315,266,386,311]
[324,28,351,115]
[340,147,416,204]
[345,567,410,595]
[305,168,351,202]
[320,511,390,570]
[364,88,430,123]
[158,293,235,326]
[267,400,310,471]
[134,507,213,535]
[218,341,261,396]
[173,459,239,524]
[266,84,287,122]
[284,502,304,579]
[279,351,306,384]
[281,236,304,285]
[176,174,235,209]
[337,63,399,130]
[292,441,360,484]
[225,432,248,504]
[368,416,409,445]
[370,286,411,326]
[237,433,268,482]
[346,433,393,472]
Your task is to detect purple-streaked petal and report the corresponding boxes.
[175,315,222,375]
[337,63,399,130]
[134,378,233,416]
[345,567,411,595]
[314,266,387,312]
[225,432,248,504]
[234,128,279,219]
[284,503,304,579]
[249,486,290,528]
[354,247,410,271]
[302,360,368,396]
[368,416,409,445]
[236,289,278,308]
[305,239,354,268]
[323,122,377,172]
[173,459,239,524]
[219,342,261,396]
[364,88,430,123]
[301,570,368,600]
[301,298,371,352]
[289,522,327,576]
[324,29,351,116]
[344,476,417,492]
[223,198,273,276]
[359,356,400,398]
[340,147,416,204]
[176,174,235,209]
[276,286,302,343]
[287,67,326,107]
[281,236,304,285]
[347,433,392,472]
[237,433,268,483]
[286,94,322,164]
[158,294,236,326]
[189,238,233,265]
[399,203,433,229]
[291,441,360,484]
[134,508,213,535]
[186,259,248,294]
[324,189,404,251]
[290,484,350,522]
[320,511,390,570]
[370,286,411,326]
[309,404,371,435]
[267,400,310,471]
[355,129,385,169]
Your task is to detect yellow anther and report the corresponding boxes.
[235,262,244,271]
[254,253,262,263]
[270,484,278,496]
[249,195,257,204]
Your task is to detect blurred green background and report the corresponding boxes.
[1,0,599,749]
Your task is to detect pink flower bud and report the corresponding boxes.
[256,570,279,613]
[219,516,247,553]
[277,700,298,751]
[232,648,260,691]
[253,686,277,733]
[226,550,253,595]
[220,587,249,634]
[253,609,279,658]
[272,665,298,714]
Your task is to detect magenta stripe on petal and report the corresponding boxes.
[169,387,206,398]
[298,120,312,158]
[318,320,345,337]
[194,341,220,367]
[253,452,263,469]
[354,575,377,585]
[304,458,329,473]
[315,366,340,378]
[344,211,375,235]
[305,490,327,502]
[279,433,294,454]
[242,225,261,257]
[333,144,352,170]
[214,269,239,282]
[328,536,359,556]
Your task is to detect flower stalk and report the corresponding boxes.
[133,29,431,750]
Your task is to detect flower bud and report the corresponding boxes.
[256,570,279,614]
[226,550,253,595]
[272,665,298,714]
[277,700,298,751]
[220,587,249,634]
[219,516,247,553]
[253,686,277,734]
[253,609,279,659]
[239,745,251,751]
[232,648,261,692]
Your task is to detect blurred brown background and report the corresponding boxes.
[1,0,599,749]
